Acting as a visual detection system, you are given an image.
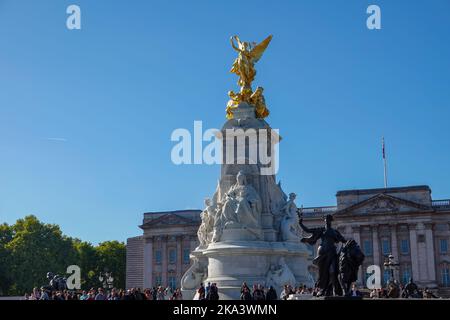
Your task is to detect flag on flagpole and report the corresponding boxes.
[382,137,385,159]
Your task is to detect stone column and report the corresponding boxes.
[372,225,381,267]
[409,224,420,281]
[352,226,363,285]
[162,236,168,287]
[143,237,153,289]
[425,224,436,283]
[390,224,400,281]
[176,235,182,287]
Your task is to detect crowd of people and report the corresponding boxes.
[195,282,219,300]
[23,286,184,300]
[238,282,318,300]
[369,278,440,299]
[23,278,441,300]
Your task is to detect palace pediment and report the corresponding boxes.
[334,193,433,216]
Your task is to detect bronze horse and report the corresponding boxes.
[338,239,365,296]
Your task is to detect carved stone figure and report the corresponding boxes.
[280,193,301,241]
[197,199,217,248]
[228,171,262,229]
[209,171,263,242]
[181,257,207,290]
[265,257,296,288]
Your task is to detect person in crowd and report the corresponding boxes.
[135,287,146,300]
[29,287,40,300]
[349,283,362,297]
[205,282,211,298]
[95,288,107,300]
[197,283,206,300]
[265,286,277,300]
[423,287,438,299]
[252,284,265,300]
[108,288,120,300]
[208,283,219,300]
[144,288,152,300]
[240,286,252,300]
[280,284,294,300]
[151,287,157,300]
[171,288,183,300]
[39,287,50,300]
[157,286,166,300]
[79,290,89,300]
[240,282,250,297]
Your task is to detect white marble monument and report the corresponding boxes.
[181,35,313,299]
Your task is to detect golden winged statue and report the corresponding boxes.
[226,35,272,120]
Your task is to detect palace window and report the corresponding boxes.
[168,276,177,290]
[441,268,450,287]
[400,239,409,254]
[382,239,391,255]
[183,249,190,264]
[440,239,448,254]
[169,248,177,264]
[363,240,373,256]
[155,275,162,286]
[402,266,411,284]
[155,250,162,264]
[383,269,391,285]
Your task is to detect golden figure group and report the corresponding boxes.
[226,35,272,120]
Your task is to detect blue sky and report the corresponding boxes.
[0,0,449,244]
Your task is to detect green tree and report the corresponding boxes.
[5,215,78,295]
[0,223,13,295]
[95,241,126,289]
[73,239,99,289]
[0,216,126,295]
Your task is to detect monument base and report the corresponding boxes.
[182,240,313,300]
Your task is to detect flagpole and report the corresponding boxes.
[382,137,388,188]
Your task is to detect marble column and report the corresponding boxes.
[409,224,420,281]
[143,237,153,289]
[162,236,168,287]
[425,224,436,283]
[372,225,381,267]
[352,226,363,285]
[176,235,182,286]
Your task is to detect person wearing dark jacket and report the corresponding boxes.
[240,286,252,300]
[266,286,277,300]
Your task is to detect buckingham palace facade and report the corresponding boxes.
[126,185,450,296]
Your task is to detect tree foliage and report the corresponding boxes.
[0,215,126,295]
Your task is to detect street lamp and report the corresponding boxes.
[98,271,114,290]
[383,254,400,282]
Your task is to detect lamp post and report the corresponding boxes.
[383,254,399,282]
[98,271,114,290]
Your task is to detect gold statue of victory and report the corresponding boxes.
[226,35,272,120]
